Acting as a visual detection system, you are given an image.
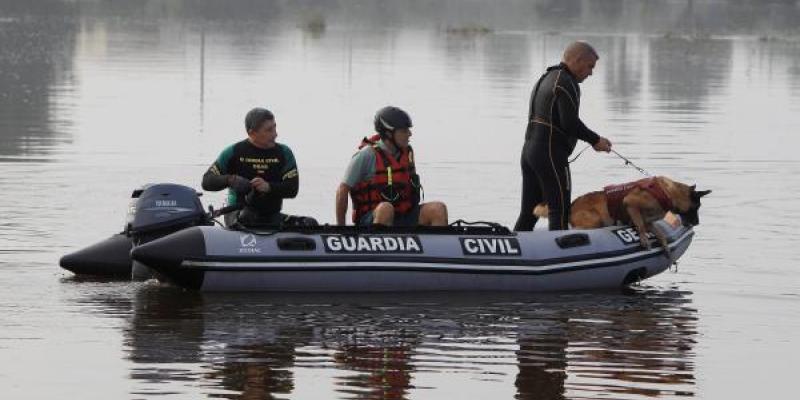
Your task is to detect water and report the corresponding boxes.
[1,0,799,398]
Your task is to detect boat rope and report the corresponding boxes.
[449,219,510,234]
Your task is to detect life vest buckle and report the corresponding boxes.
[380,185,401,203]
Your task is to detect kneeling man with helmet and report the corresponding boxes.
[336,106,448,227]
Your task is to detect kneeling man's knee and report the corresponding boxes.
[430,201,447,216]
[421,201,448,226]
[373,202,395,225]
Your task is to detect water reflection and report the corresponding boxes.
[648,37,733,117]
[0,1,78,159]
[515,318,568,399]
[334,343,415,399]
[603,36,644,115]
[114,287,696,398]
[206,336,304,399]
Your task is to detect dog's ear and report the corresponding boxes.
[690,184,696,190]
[695,189,711,198]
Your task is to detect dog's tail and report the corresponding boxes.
[533,203,549,218]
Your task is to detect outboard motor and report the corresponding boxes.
[126,184,210,280]
[126,184,208,238]
[60,183,211,278]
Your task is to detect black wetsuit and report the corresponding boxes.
[514,63,600,231]
[202,140,298,226]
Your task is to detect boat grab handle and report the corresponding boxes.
[555,233,590,249]
[277,237,317,251]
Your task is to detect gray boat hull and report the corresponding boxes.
[132,220,694,292]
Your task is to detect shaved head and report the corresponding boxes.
[561,41,599,83]
[562,41,598,64]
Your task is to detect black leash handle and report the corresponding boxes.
[569,144,592,163]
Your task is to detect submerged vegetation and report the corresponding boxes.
[445,23,492,37]
[298,10,326,36]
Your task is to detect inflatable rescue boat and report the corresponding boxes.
[61,183,695,292]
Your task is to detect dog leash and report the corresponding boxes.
[568,144,592,163]
[569,146,653,177]
[611,149,652,177]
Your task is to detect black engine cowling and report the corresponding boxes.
[126,183,209,242]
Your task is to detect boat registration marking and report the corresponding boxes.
[613,227,656,245]
[460,237,521,256]
[322,235,423,254]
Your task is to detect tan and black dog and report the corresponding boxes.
[534,176,710,260]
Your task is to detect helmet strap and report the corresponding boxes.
[383,131,402,157]
[391,131,402,157]
[391,131,400,153]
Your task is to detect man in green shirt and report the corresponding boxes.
[202,107,299,227]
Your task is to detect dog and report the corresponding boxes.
[534,176,710,261]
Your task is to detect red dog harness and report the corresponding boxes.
[604,177,674,223]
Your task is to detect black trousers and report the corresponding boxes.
[514,140,572,231]
[225,207,319,228]
[225,207,285,227]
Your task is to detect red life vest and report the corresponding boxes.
[604,177,674,223]
[350,135,419,223]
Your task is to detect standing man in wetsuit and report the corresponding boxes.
[514,41,613,231]
[202,107,299,227]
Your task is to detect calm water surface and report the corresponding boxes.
[1,1,799,398]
